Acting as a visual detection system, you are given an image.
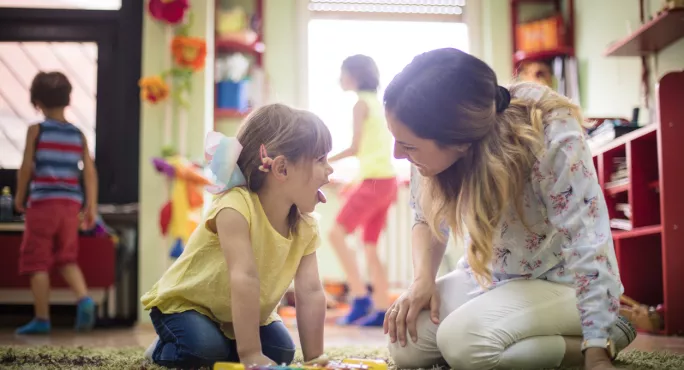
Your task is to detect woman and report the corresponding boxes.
[382,48,636,370]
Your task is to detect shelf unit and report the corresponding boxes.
[604,7,684,57]
[590,70,684,335]
[510,0,575,71]
[213,0,265,127]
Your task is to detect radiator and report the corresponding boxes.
[376,185,414,290]
[375,185,463,291]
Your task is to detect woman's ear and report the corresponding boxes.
[272,155,288,181]
[456,143,471,155]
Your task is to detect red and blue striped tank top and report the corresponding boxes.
[28,120,84,206]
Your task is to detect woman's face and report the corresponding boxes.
[386,110,469,177]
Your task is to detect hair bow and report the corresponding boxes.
[204,131,247,194]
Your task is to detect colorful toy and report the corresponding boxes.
[214,358,387,370]
[152,155,212,259]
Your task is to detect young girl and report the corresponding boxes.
[328,54,397,327]
[141,104,333,368]
[15,71,98,335]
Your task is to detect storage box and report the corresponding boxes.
[217,80,249,111]
[516,14,565,53]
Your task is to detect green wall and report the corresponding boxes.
[575,0,684,119]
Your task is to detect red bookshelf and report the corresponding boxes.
[590,71,684,335]
[215,108,252,119]
[214,0,265,128]
[604,8,684,57]
[510,0,575,71]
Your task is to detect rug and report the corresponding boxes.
[1,345,683,369]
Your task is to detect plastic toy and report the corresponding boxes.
[213,358,387,370]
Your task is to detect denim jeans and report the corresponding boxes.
[150,307,296,369]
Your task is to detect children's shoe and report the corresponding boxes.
[612,314,638,354]
[336,296,372,325]
[15,318,51,335]
[356,310,386,327]
[75,296,96,332]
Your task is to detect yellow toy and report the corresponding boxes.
[213,358,387,370]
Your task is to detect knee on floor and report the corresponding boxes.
[435,318,503,370]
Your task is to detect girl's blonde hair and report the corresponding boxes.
[384,48,585,287]
[236,103,332,232]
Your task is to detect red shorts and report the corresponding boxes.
[336,178,398,244]
[19,200,81,274]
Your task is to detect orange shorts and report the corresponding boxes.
[336,178,398,244]
[19,200,81,274]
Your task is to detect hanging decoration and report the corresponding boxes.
[139,76,170,104]
[140,0,211,261]
[148,0,189,25]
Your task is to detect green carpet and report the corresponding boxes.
[1,345,683,369]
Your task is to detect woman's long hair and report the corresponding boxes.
[384,48,584,287]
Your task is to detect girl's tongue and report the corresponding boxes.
[317,189,327,204]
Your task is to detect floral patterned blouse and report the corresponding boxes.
[409,83,622,343]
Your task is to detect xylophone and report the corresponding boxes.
[214,358,387,370]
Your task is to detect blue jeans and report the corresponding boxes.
[150,307,295,368]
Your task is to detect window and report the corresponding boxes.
[307,18,469,182]
[0,42,98,169]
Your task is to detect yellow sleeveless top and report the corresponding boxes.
[356,91,395,180]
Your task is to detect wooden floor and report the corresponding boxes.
[1,324,684,355]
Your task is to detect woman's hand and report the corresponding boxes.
[383,277,440,347]
[584,348,618,370]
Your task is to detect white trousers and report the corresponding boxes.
[387,269,583,370]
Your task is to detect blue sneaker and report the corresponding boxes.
[337,296,372,325]
[75,297,96,331]
[356,310,386,327]
[15,318,51,335]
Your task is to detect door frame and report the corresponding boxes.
[0,1,142,205]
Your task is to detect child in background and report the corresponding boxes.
[141,104,333,368]
[14,71,98,335]
[328,55,398,327]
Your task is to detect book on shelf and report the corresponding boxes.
[610,218,632,231]
[615,203,631,219]
[606,177,629,189]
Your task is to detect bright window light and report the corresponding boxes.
[307,19,469,182]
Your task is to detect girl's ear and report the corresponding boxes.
[272,155,288,181]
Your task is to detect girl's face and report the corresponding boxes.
[386,110,469,177]
[339,69,356,92]
[284,155,334,213]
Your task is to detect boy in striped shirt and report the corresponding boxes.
[14,71,99,335]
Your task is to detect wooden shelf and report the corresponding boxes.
[606,182,629,196]
[590,124,658,157]
[215,39,265,55]
[514,46,574,64]
[612,224,662,240]
[214,108,251,119]
[604,8,684,56]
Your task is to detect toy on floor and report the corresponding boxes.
[214,358,387,370]
[619,295,664,333]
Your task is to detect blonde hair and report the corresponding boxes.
[235,103,332,233]
[383,49,586,287]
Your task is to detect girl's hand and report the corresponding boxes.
[241,352,276,367]
[585,348,618,370]
[383,277,440,347]
[304,354,329,366]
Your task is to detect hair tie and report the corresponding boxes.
[495,85,511,113]
[258,144,274,173]
[204,131,247,194]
